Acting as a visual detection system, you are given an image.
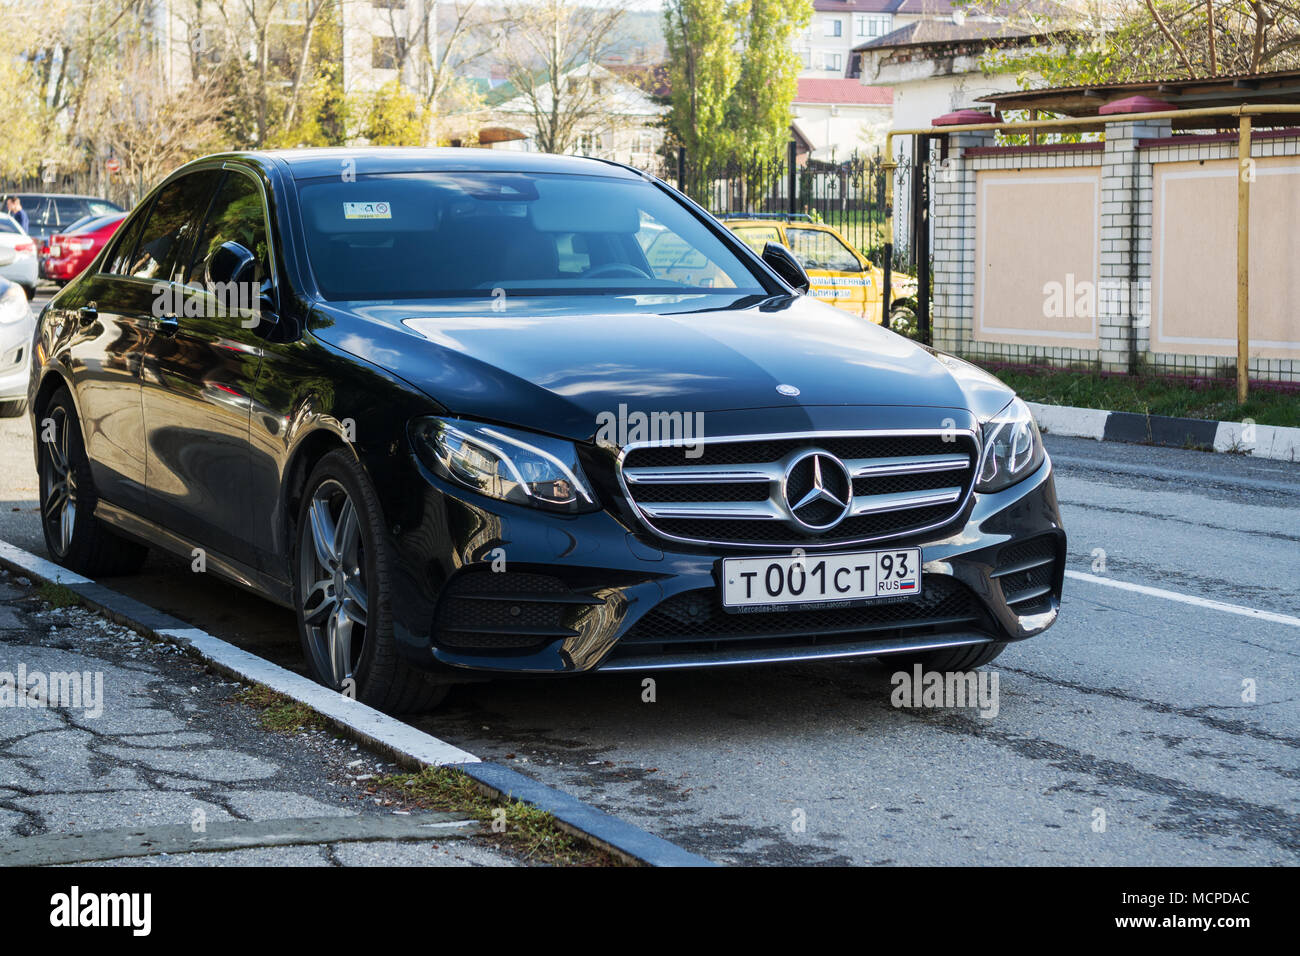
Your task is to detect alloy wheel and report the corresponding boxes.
[40,406,77,556]
[299,479,369,688]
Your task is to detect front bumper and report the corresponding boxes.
[385,448,1065,677]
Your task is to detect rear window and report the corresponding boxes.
[297,172,766,300]
[0,216,20,234]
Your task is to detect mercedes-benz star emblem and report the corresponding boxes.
[782,451,853,531]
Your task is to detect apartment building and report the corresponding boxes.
[796,0,965,78]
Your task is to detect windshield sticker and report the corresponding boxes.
[344,201,392,220]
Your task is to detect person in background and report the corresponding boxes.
[4,196,28,233]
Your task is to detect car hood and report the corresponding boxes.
[311,294,1015,442]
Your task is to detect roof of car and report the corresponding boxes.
[11,192,122,204]
[231,147,647,181]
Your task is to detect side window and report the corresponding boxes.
[126,171,221,282]
[103,209,150,276]
[731,226,781,254]
[185,171,271,288]
[785,227,863,272]
[19,197,51,228]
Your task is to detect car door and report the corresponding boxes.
[53,198,165,515]
[139,167,269,566]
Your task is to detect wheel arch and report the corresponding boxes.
[279,426,360,571]
[30,368,80,468]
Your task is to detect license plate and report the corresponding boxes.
[721,548,921,609]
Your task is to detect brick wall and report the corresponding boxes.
[929,121,1300,382]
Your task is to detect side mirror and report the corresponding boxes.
[206,240,257,288]
[762,242,811,294]
[0,247,15,267]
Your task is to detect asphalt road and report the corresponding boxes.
[3,285,1297,865]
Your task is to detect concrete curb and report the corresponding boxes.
[0,539,716,868]
[1026,402,1300,462]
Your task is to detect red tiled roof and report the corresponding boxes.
[795,78,893,105]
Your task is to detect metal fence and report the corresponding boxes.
[4,169,146,212]
[675,147,915,273]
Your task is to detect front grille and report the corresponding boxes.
[434,571,602,651]
[992,536,1058,614]
[613,576,986,658]
[620,431,978,548]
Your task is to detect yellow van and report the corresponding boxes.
[720,214,915,325]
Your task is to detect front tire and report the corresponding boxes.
[0,399,26,418]
[293,449,448,713]
[37,388,148,576]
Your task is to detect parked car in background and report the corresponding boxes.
[720,214,917,327]
[10,193,123,272]
[44,213,126,284]
[0,213,38,298]
[0,252,34,416]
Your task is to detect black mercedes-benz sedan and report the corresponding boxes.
[28,148,1064,711]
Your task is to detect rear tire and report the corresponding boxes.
[293,448,449,713]
[887,641,1006,672]
[0,399,26,418]
[37,388,148,576]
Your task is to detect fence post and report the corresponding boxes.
[1236,116,1251,404]
[677,147,686,194]
[787,141,796,216]
[916,134,931,345]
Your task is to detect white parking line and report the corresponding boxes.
[1065,569,1300,629]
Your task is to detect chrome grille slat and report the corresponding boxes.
[845,453,970,478]
[639,499,786,520]
[617,429,980,549]
[850,488,963,516]
[624,463,782,484]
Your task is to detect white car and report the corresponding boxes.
[0,213,37,298]
[0,250,33,416]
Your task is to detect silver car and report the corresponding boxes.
[0,252,34,416]
[0,213,37,298]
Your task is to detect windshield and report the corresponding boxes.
[298,171,768,300]
[786,227,863,273]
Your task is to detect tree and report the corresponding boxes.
[729,0,811,167]
[664,0,743,168]
[497,0,627,154]
[355,81,425,145]
[983,0,1300,86]
[92,54,230,198]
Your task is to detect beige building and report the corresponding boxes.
[792,78,893,161]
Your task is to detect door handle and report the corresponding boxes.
[78,303,97,326]
[155,313,179,336]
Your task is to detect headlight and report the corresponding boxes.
[411,417,597,513]
[976,398,1044,493]
[0,284,29,325]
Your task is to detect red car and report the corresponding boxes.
[44,213,126,284]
